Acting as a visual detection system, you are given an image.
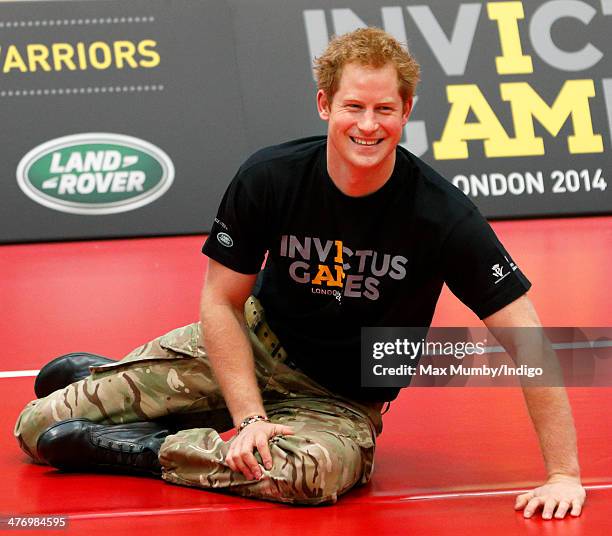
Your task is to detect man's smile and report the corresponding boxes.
[350,136,384,146]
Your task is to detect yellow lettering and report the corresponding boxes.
[312,265,344,287]
[113,40,138,69]
[334,240,343,263]
[434,81,604,159]
[51,43,77,71]
[0,40,163,73]
[138,39,160,68]
[487,1,533,75]
[89,41,112,69]
[333,265,345,285]
[433,84,515,159]
[501,80,603,155]
[3,45,28,73]
[76,42,88,69]
[27,44,52,72]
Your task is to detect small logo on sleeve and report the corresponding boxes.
[492,263,509,284]
[217,232,233,247]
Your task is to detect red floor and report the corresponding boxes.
[1,216,611,534]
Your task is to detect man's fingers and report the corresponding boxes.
[570,498,584,517]
[554,500,572,519]
[225,455,237,473]
[523,497,544,518]
[227,436,255,480]
[240,448,262,480]
[225,439,239,473]
[517,481,586,519]
[515,492,534,510]
[225,421,295,478]
[256,436,273,470]
[231,437,259,480]
[273,424,294,436]
[542,498,558,520]
[255,423,293,471]
[233,455,255,480]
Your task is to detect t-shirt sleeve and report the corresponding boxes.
[202,168,270,274]
[441,209,531,319]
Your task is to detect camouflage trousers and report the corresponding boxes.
[14,297,383,505]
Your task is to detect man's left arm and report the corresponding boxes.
[483,295,586,519]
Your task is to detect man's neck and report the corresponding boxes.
[326,148,396,198]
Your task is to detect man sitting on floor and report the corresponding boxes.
[14,28,585,518]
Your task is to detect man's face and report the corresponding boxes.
[317,62,412,175]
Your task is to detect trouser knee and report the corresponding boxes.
[14,398,53,463]
[263,434,366,504]
[159,429,370,505]
[14,375,120,463]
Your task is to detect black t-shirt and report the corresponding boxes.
[202,136,531,402]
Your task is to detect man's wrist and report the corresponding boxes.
[237,414,270,433]
[547,470,581,481]
[232,406,267,427]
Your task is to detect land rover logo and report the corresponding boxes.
[16,133,175,215]
[217,232,233,247]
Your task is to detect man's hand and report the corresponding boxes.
[515,475,586,519]
[225,421,294,480]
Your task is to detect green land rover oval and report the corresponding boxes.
[17,133,175,215]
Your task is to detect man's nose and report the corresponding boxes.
[357,110,379,134]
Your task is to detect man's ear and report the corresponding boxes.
[317,90,331,120]
[402,96,414,126]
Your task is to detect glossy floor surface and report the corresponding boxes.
[1,216,611,534]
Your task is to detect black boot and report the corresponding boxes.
[37,419,169,476]
[34,353,116,398]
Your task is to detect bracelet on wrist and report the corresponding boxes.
[238,414,269,433]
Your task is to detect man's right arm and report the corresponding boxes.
[200,258,293,480]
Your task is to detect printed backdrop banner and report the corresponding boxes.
[1,0,610,243]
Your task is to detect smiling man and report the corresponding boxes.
[16,28,585,518]
[319,60,411,196]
